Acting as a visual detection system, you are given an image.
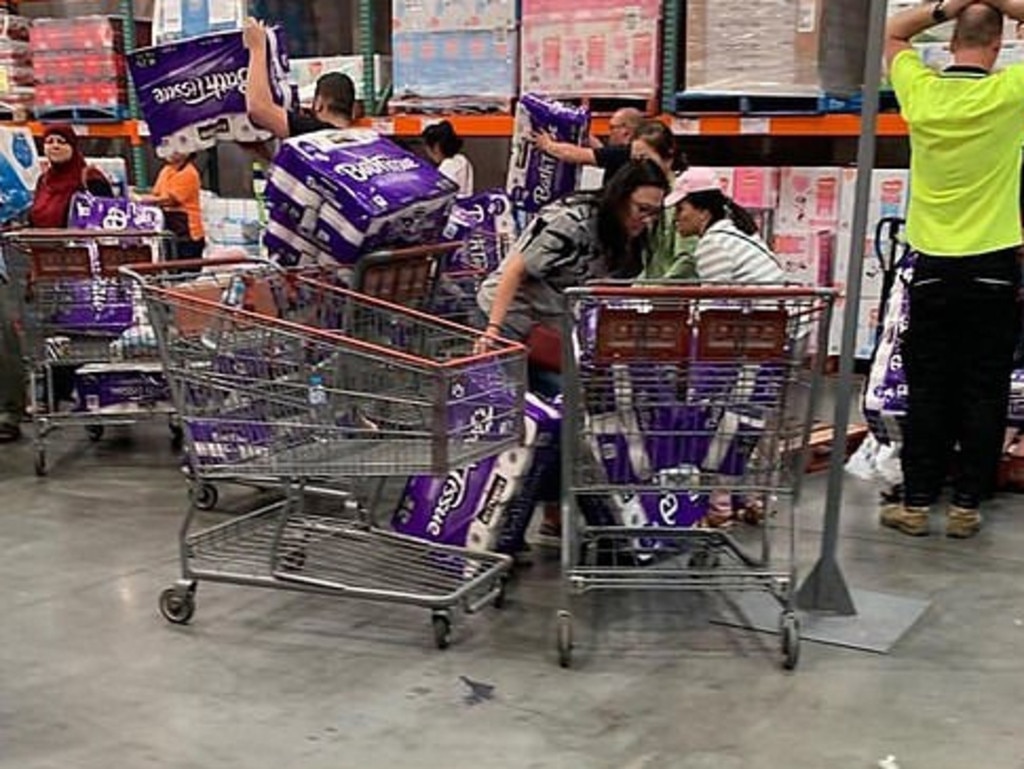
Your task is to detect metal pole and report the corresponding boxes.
[121,0,149,188]
[660,0,682,114]
[796,0,889,614]
[358,0,377,116]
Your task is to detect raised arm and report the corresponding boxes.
[987,0,1024,20]
[533,131,597,167]
[243,18,289,139]
[886,0,976,67]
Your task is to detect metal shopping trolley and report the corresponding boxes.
[1,229,175,475]
[557,284,836,670]
[129,257,528,647]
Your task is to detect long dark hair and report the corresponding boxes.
[685,188,760,236]
[634,121,681,174]
[595,159,671,276]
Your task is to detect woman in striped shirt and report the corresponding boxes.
[667,167,783,285]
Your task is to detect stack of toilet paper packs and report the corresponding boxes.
[128,27,292,159]
[506,93,590,217]
[264,128,458,267]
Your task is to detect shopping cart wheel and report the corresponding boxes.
[190,483,219,511]
[780,613,801,671]
[34,450,47,477]
[432,612,453,650]
[85,425,104,442]
[493,575,509,609]
[159,587,196,625]
[557,611,573,669]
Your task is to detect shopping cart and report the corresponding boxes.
[557,284,835,670]
[129,257,528,647]
[1,229,175,475]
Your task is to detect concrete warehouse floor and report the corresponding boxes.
[1,424,1023,769]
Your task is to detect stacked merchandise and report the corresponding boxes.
[290,55,392,108]
[520,0,662,103]
[152,0,247,44]
[128,28,291,159]
[0,125,39,226]
[201,192,262,251]
[0,13,32,119]
[31,16,151,119]
[830,168,910,358]
[391,0,519,113]
[684,0,822,94]
[505,93,590,221]
[264,128,458,268]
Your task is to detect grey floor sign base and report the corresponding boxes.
[713,589,932,654]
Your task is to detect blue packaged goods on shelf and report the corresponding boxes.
[392,27,518,104]
[0,126,39,226]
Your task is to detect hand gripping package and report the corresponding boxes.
[264,128,458,266]
[128,28,292,159]
[506,93,590,215]
[392,394,561,555]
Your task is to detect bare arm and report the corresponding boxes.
[885,0,974,67]
[243,18,289,139]
[484,253,528,337]
[534,131,597,166]
[988,0,1024,20]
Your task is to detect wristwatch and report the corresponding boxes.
[932,0,948,23]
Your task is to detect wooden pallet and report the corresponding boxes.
[675,91,821,116]
[386,96,514,116]
[785,422,869,474]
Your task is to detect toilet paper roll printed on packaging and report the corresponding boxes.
[506,93,590,215]
[128,27,292,159]
[267,128,458,264]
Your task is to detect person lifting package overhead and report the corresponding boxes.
[243,17,355,139]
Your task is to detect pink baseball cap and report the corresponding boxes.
[664,167,722,208]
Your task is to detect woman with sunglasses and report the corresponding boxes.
[29,125,112,229]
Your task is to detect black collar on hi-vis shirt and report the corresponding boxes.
[942,64,991,77]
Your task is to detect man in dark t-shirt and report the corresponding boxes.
[533,107,642,182]
[242,17,354,139]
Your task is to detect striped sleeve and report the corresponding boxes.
[694,232,738,282]
[518,203,592,280]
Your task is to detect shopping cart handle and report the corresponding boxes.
[118,255,279,282]
[368,241,464,258]
[575,283,836,300]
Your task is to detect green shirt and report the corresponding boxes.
[891,50,1024,256]
[643,210,698,280]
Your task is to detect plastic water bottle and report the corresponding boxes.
[308,372,329,440]
[201,275,247,350]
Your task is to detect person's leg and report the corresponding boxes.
[528,364,564,539]
[0,285,24,440]
[949,251,1020,536]
[890,255,959,535]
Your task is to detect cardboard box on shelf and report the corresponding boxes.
[686,0,818,92]
[393,27,518,101]
[777,167,842,231]
[732,167,780,211]
[520,5,660,97]
[153,0,247,43]
[289,55,393,104]
[393,0,518,32]
[773,229,835,287]
[708,167,735,198]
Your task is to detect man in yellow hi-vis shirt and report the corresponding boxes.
[883,0,1024,538]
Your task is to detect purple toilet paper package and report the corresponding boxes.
[73,362,171,414]
[69,194,165,232]
[185,406,275,467]
[51,279,135,334]
[128,28,292,159]
[268,129,458,265]
[506,93,590,214]
[864,252,915,431]
[442,189,516,273]
[392,394,561,553]
[446,361,521,447]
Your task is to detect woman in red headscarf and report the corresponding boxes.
[29,124,112,228]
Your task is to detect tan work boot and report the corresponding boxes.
[880,504,930,536]
[946,505,982,539]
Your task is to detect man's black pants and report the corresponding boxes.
[902,249,1020,510]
